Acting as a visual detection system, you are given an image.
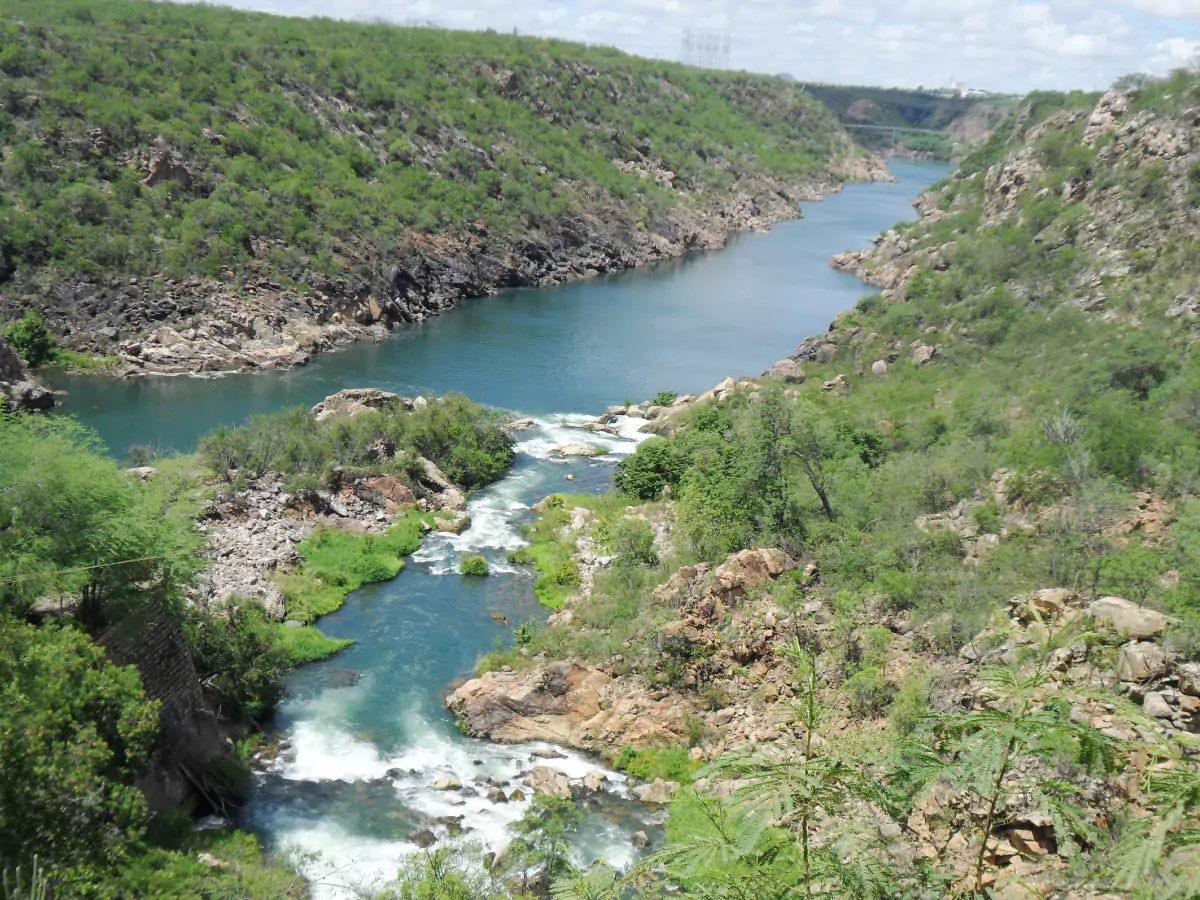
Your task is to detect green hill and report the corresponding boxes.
[0,0,875,363]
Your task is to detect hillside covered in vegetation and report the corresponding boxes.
[0,0,879,373]
[442,71,1200,899]
[807,83,1016,161]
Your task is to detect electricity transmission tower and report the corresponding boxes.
[682,30,731,69]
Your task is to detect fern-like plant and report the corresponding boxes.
[1110,739,1200,898]
[897,619,1118,896]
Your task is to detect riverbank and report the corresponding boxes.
[72,165,889,379]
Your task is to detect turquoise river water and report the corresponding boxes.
[47,160,948,896]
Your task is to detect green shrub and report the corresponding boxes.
[843,667,893,717]
[652,391,679,407]
[506,547,534,565]
[461,555,490,576]
[616,439,685,500]
[4,312,55,367]
[604,517,659,568]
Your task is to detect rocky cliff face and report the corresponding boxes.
[827,88,1198,326]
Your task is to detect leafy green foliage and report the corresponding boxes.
[199,393,514,490]
[0,617,157,876]
[279,516,424,622]
[0,415,200,623]
[3,313,55,366]
[506,795,581,884]
[0,0,851,306]
[614,746,702,784]
[183,602,287,724]
[461,555,490,576]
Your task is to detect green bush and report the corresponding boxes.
[461,555,490,576]
[616,439,685,500]
[3,312,55,367]
[652,391,679,407]
[199,393,514,490]
[604,517,659,567]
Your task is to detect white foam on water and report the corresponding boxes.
[264,703,640,897]
[515,413,650,461]
[414,412,651,573]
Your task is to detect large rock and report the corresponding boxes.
[635,778,679,804]
[0,336,54,412]
[447,660,693,751]
[1115,642,1169,682]
[1088,596,1167,640]
[419,457,467,510]
[361,475,416,508]
[311,388,408,422]
[529,766,571,798]
[555,443,601,458]
[769,358,806,384]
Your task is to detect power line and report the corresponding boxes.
[0,549,205,587]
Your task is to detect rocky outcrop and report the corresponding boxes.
[447,660,694,752]
[0,336,53,412]
[824,89,1199,328]
[311,388,411,422]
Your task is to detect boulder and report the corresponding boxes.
[870,359,889,376]
[126,466,159,480]
[631,831,650,850]
[1143,691,1174,718]
[432,777,462,791]
[1088,596,1167,640]
[311,388,406,422]
[433,511,471,533]
[583,770,608,792]
[362,475,416,508]
[508,788,527,802]
[1115,642,1169,682]
[635,779,679,804]
[769,358,806,384]
[626,406,645,419]
[529,766,571,798]
[447,660,692,751]
[412,395,429,411]
[821,374,850,391]
[1017,588,1077,622]
[912,344,937,366]
[555,443,600,458]
[406,829,437,848]
[1178,662,1200,696]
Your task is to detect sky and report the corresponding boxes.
[216,0,1200,93]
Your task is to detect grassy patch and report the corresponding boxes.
[278,513,429,623]
[272,624,354,665]
[614,746,703,784]
[49,349,120,371]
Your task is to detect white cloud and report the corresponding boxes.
[214,0,1200,91]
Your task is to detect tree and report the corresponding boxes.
[3,313,55,367]
[507,795,581,887]
[0,416,198,627]
[0,617,158,876]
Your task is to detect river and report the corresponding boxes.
[48,159,948,896]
